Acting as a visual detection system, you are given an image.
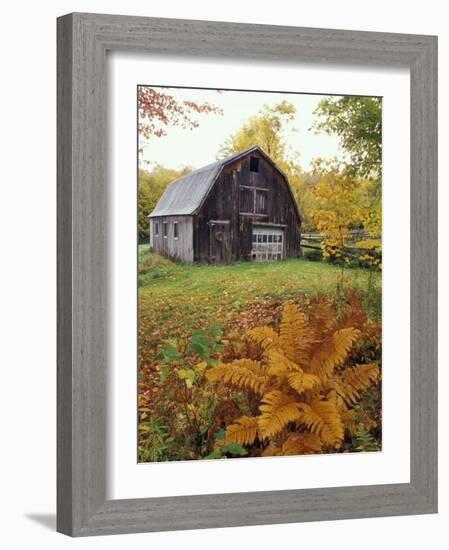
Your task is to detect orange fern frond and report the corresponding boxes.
[336,289,367,331]
[279,302,313,365]
[287,371,321,394]
[247,326,279,351]
[298,398,344,448]
[309,328,360,379]
[327,384,352,411]
[224,416,259,446]
[258,391,303,439]
[308,294,335,338]
[341,364,380,392]
[281,432,322,455]
[330,364,380,407]
[265,349,302,377]
[206,359,267,395]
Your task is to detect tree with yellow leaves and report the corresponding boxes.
[305,161,381,274]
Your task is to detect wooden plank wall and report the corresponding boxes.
[150,216,194,262]
[194,168,239,262]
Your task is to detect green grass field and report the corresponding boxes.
[138,245,381,368]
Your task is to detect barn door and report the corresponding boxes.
[251,225,284,261]
[209,221,231,265]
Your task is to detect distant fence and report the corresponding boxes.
[300,231,381,258]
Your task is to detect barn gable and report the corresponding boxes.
[148,146,300,222]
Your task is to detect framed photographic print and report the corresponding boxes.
[57,13,438,536]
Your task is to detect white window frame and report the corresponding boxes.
[173,221,179,240]
[163,221,168,238]
[251,227,284,261]
[154,221,159,237]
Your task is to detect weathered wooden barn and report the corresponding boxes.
[148,146,301,264]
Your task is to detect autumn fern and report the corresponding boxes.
[206,296,381,457]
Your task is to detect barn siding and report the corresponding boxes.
[150,216,194,262]
[193,169,238,262]
[194,150,301,263]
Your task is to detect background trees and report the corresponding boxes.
[310,97,382,265]
[138,166,192,242]
[138,86,222,241]
[138,86,223,149]
[313,96,382,181]
[217,101,296,168]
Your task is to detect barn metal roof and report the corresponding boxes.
[148,147,259,217]
[148,146,299,219]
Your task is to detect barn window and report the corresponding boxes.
[240,186,269,215]
[163,221,168,238]
[154,221,159,236]
[173,221,179,239]
[249,156,259,172]
[255,189,268,214]
[251,226,284,261]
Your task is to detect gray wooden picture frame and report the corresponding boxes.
[57,12,438,537]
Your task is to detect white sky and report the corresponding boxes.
[138,87,345,172]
